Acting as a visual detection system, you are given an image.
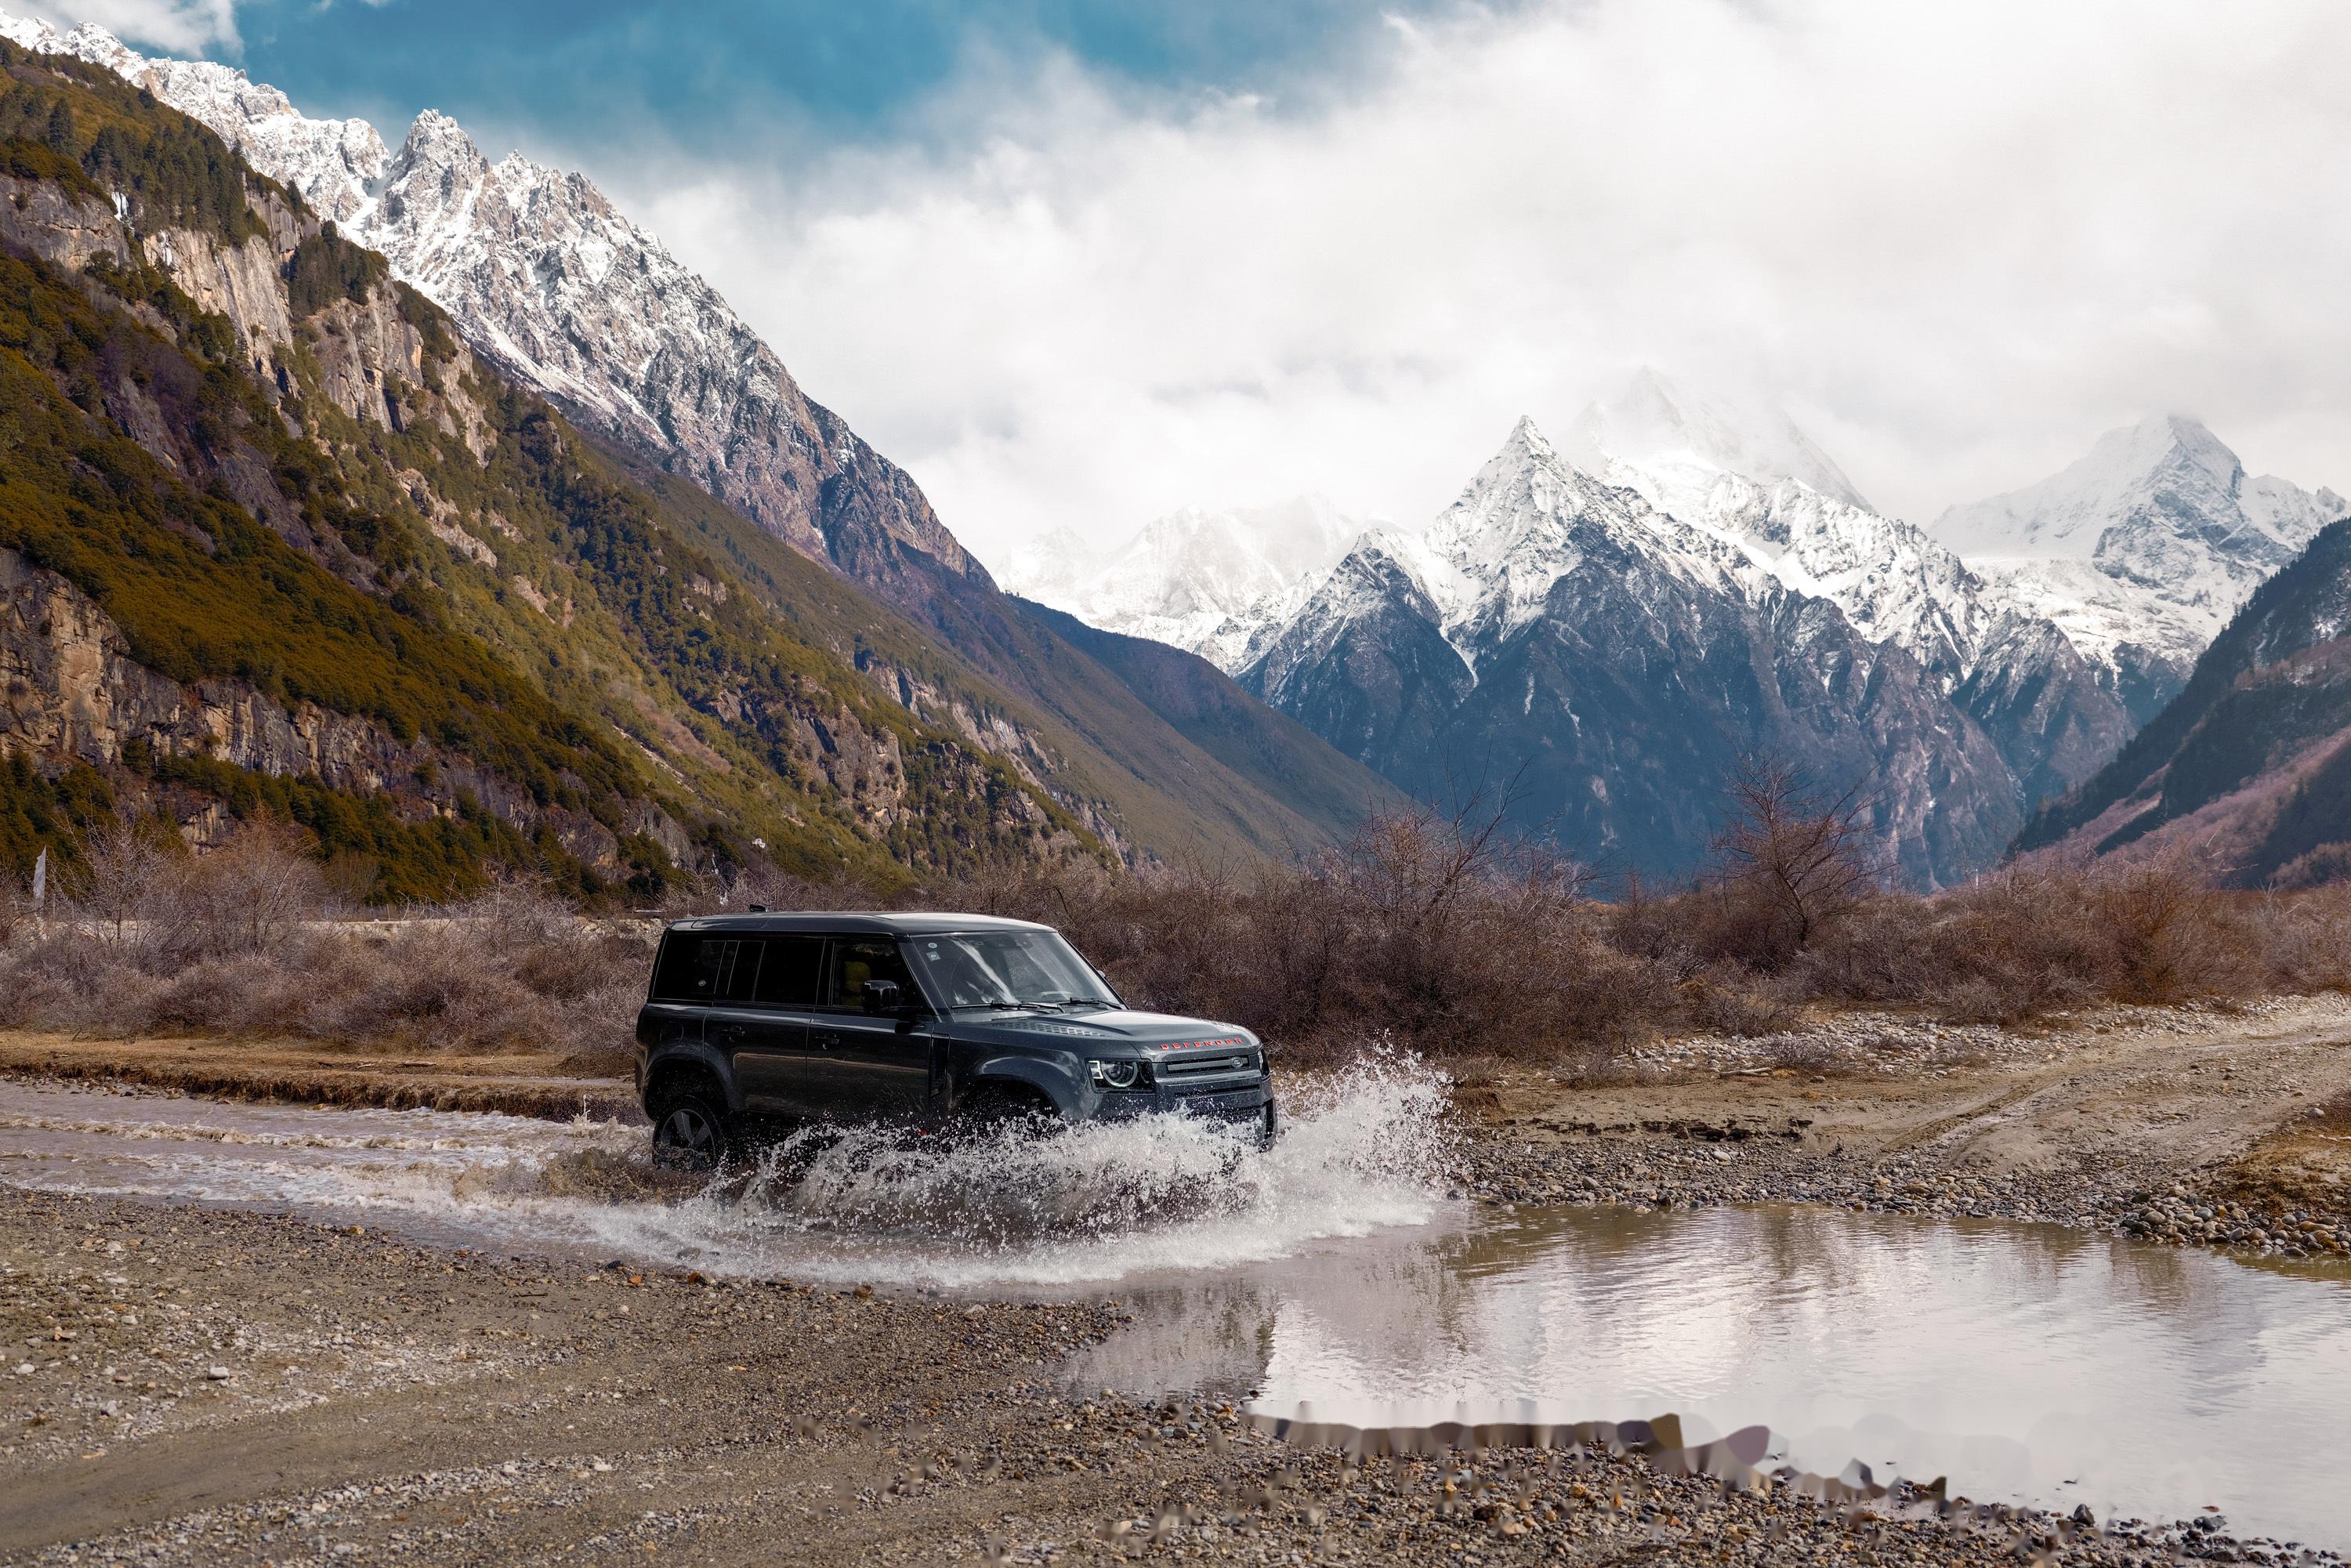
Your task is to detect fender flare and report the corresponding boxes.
[641,1042,744,1115]
[960,1054,1080,1118]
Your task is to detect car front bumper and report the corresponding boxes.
[1087,1080,1275,1137]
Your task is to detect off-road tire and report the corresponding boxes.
[648,1078,734,1171]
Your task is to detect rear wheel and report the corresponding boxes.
[648,1078,734,1171]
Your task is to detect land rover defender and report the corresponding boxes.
[634,912,1277,1167]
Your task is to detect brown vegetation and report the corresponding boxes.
[8,762,2351,1068]
[0,826,647,1058]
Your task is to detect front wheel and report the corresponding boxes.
[649,1081,734,1171]
[940,1085,1059,1145]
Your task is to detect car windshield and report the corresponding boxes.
[902,930,1119,1010]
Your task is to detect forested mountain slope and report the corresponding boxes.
[0,10,1392,873]
[0,45,1107,898]
[2018,517,2351,886]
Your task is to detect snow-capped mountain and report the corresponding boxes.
[0,10,985,599]
[1933,414,2344,719]
[1241,419,2023,886]
[1006,498,1355,672]
[2021,517,2351,886]
[1561,374,2132,803]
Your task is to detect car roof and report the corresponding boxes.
[665,911,1056,937]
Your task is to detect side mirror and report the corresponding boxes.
[860,980,903,1016]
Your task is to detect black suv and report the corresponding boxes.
[634,912,1276,1166]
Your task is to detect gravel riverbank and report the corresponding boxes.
[2,1188,2334,1566]
[1453,994,2351,1261]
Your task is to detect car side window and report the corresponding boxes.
[752,935,824,1008]
[650,932,759,1003]
[822,939,916,1009]
[649,932,704,1002]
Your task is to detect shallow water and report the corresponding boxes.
[0,1059,1446,1288]
[1067,1202,2351,1548]
[4,1075,2349,1545]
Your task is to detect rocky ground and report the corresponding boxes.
[1453,994,2351,1258]
[0,1190,2329,1568]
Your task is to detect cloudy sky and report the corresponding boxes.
[31,0,2351,561]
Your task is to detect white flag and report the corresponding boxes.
[31,847,45,908]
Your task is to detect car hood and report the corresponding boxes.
[962,1009,1255,1051]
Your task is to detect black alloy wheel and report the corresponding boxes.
[649,1084,732,1171]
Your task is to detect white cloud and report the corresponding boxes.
[622,0,2351,563]
[13,0,237,53]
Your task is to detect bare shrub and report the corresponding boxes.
[1755,1032,1838,1073]
[1689,755,1878,972]
[1679,965,1803,1037]
[64,817,175,951]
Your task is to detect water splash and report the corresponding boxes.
[0,1051,1454,1289]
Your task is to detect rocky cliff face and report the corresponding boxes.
[0,549,664,864]
[1242,420,2021,886]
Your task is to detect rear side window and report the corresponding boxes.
[752,936,824,1007]
[648,933,761,1004]
[823,939,916,1008]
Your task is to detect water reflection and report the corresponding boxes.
[1069,1204,2351,1548]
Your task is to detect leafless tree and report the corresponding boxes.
[71,817,172,951]
[1705,754,1878,968]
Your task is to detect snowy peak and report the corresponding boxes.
[1933,412,2340,575]
[1931,415,2345,686]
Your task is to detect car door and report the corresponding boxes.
[705,936,820,1117]
[804,937,935,1120]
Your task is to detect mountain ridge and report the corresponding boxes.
[0,7,1399,868]
[1237,417,2024,887]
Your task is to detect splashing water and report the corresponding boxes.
[0,1052,1454,1290]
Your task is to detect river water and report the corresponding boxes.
[3,1074,2348,1546]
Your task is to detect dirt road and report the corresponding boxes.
[6,994,2349,1246]
[1461,995,2351,1250]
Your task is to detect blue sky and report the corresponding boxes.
[213,0,1453,161]
[37,0,2351,559]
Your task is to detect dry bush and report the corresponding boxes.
[1688,757,1878,972]
[1797,852,2272,1023]
[904,802,1676,1065]
[1755,1032,1838,1073]
[0,824,646,1056]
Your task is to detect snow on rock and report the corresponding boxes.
[1564,366,1873,512]
[1005,497,1355,672]
[0,9,984,595]
[1240,416,2024,888]
[1564,372,1990,684]
[1933,414,2343,709]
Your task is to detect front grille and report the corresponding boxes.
[1158,1052,1256,1081]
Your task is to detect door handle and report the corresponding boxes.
[715,1023,744,1043]
[812,1030,842,1049]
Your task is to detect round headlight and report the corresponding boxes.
[1093,1059,1141,1089]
